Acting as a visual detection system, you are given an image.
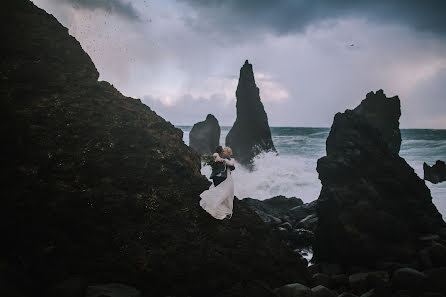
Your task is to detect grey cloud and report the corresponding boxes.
[179,0,446,36]
[402,68,446,128]
[62,0,140,20]
[143,94,236,126]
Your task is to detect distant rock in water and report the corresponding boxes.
[226,60,276,167]
[314,89,445,266]
[189,114,220,155]
[424,160,446,184]
[0,2,309,296]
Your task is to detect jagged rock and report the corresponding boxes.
[0,2,310,296]
[359,289,373,297]
[48,277,87,297]
[242,196,304,223]
[189,114,220,155]
[419,243,446,268]
[242,196,315,253]
[319,263,343,275]
[332,274,349,288]
[424,267,446,294]
[290,200,318,224]
[86,283,141,297]
[314,90,445,266]
[274,283,312,297]
[226,60,276,167]
[308,264,321,276]
[338,293,358,297]
[348,271,389,295]
[312,273,332,288]
[351,89,401,154]
[296,214,319,232]
[421,293,445,297]
[424,160,446,184]
[391,268,426,292]
[311,285,336,297]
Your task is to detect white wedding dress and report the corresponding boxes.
[199,157,235,220]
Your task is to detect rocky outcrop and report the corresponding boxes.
[351,89,401,154]
[0,2,309,296]
[242,196,318,231]
[242,196,318,261]
[189,114,220,155]
[298,241,446,297]
[226,60,276,167]
[242,196,304,223]
[314,90,446,266]
[424,160,446,184]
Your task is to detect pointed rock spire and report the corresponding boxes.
[226,60,276,167]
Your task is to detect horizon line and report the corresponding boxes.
[174,125,446,130]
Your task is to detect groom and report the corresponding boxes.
[210,146,234,187]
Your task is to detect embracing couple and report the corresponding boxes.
[199,146,235,220]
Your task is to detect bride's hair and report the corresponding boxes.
[223,147,232,156]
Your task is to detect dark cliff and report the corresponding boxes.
[0,1,308,296]
[226,60,276,167]
[314,90,445,266]
[189,114,220,155]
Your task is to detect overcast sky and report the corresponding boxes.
[33,0,446,128]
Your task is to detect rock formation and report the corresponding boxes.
[242,196,317,262]
[189,114,220,155]
[424,160,446,184]
[313,90,446,266]
[0,2,309,296]
[226,60,276,167]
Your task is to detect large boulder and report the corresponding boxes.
[242,196,304,223]
[242,196,316,257]
[313,90,445,266]
[274,283,313,297]
[424,160,446,184]
[226,60,276,167]
[189,114,220,155]
[0,1,310,296]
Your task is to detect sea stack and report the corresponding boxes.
[313,90,445,266]
[424,160,446,184]
[226,60,276,167]
[189,114,220,155]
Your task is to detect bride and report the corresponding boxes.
[199,147,235,220]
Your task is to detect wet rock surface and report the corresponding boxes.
[226,60,276,167]
[0,2,309,296]
[189,114,221,155]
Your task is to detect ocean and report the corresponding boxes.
[179,126,446,219]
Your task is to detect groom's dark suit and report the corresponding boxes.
[210,153,235,187]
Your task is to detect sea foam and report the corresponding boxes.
[201,151,321,202]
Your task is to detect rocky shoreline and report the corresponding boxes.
[2,1,446,297]
[242,89,446,297]
[243,194,446,297]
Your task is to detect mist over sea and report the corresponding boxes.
[179,126,446,219]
